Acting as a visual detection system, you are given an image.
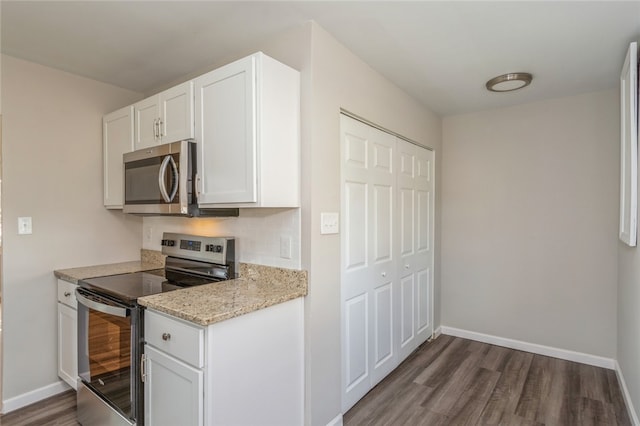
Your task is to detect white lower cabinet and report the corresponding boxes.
[144,297,304,426]
[144,345,203,426]
[57,279,77,389]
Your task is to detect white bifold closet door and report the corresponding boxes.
[340,114,434,412]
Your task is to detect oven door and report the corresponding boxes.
[122,140,193,215]
[76,288,142,425]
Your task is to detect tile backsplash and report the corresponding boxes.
[143,208,301,269]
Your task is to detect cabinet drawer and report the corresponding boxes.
[57,279,77,308]
[145,310,204,368]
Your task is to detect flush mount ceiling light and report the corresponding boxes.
[486,72,533,92]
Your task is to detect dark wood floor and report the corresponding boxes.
[0,390,77,426]
[345,335,631,426]
[0,335,631,425]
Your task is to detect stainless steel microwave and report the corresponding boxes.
[122,140,238,217]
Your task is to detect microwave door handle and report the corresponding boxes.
[168,155,179,201]
[158,155,179,203]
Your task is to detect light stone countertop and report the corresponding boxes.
[54,261,165,284]
[138,263,308,326]
[54,249,166,284]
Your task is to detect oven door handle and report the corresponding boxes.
[76,289,130,318]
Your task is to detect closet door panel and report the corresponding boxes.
[341,115,397,411]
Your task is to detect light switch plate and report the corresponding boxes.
[18,217,32,235]
[320,212,339,235]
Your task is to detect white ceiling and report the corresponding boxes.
[2,1,639,116]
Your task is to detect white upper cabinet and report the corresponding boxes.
[134,81,194,149]
[103,106,134,208]
[104,52,298,210]
[194,52,300,207]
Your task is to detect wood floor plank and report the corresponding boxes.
[479,344,512,372]
[515,355,555,421]
[343,337,455,424]
[534,357,569,425]
[345,336,631,426]
[580,363,610,403]
[497,412,545,426]
[420,349,485,415]
[477,350,534,425]
[413,337,471,386]
[447,367,501,424]
[0,390,78,426]
[605,369,633,426]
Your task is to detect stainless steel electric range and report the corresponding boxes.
[76,233,236,426]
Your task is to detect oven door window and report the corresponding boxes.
[78,298,134,420]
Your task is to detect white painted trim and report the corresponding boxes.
[433,326,442,339]
[326,413,344,426]
[2,380,71,414]
[616,361,640,426]
[440,326,615,370]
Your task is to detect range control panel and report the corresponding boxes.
[161,233,235,265]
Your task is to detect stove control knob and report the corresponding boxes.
[161,239,175,247]
[206,244,223,253]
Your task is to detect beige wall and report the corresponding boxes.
[1,55,143,401]
[619,243,640,421]
[305,23,442,424]
[618,69,640,421]
[442,90,619,358]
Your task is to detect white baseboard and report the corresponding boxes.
[440,326,615,370]
[2,380,71,414]
[326,413,343,426]
[433,326,442,339]
[615,361,640,426]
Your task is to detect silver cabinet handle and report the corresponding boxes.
[405,264,410,269]
[64,291,71,297]
[159,119,164,137]
[140,354,146,383]
[162,333,171,341]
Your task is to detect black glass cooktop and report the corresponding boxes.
[79,270,182,305]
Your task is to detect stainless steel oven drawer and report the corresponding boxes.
[77,381,135,426]
[145,310,204,368]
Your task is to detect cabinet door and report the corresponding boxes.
[145,345,203,426]
[161,81,194,143]
[195,55,257,204]
[134,96,160,149]
[57,303,77,390]
[103,106,134,208]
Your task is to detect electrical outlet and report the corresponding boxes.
[280,236,292,259]
[320,212,339,235]
[18,217,32,235]
[144,226,153,244]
